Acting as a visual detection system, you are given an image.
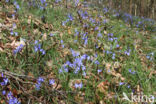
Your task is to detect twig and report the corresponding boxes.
[0,69,34,79]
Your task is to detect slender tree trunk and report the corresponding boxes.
[129,0,133,14]
[135,3,137,16]
[140,0,145,17]
[121,0,125,12]
[109,0,113,9]
[149,0,154,18]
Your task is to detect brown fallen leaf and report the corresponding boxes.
[46,60,53,68]
[97,81,109,94]
[68,27,72,35]
[5,38,25,50]
[61,48,70,57]
[149,70,156,78]
[42,33,47,40]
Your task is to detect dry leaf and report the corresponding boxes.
[10,39,25,48]
[149,70,156,78]
[62,48,70,57]
[68,28,72,34]
[97,81,109,94]
[42,33,47,40]
[60,32,63,38]
[46,60,53,68]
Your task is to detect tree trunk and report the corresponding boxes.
[140,0,145,17]
[121,0,125,12]
[135,4,137,16]
[129,0,133,14]
[149,0,154,18]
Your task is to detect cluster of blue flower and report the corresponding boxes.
[40,0,47,10]
[59,49,90,75]
[62,13,74,26]
[146,52,154,61]
[58,48,104,89]
[0,73,21,104]
[35,77,44,90]
[13,44,24,55]
[35,77,55,90]
[13,1,20,10]
[34,40,46,55]
[113,10,156,32]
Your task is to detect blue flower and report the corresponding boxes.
[108,33,113,37]
[95,60,100,65]
[82,71,86,76]
[49,79,55,85]
[106,50,112,54]
[60,40,65,48]
[128,69,136,74]
[13,44,24,55]
[7,91,21,104]
[87,56,90,60]
[50,33,54,36]
[74,0,79,6]
[98,69,102,74]
[84,37,88,46]
[12,14,15,18]
[14,32,18,36]
[35,83,41,90]
[108,37,113,41]
[7,91,13,98]
[35,77,44,90]
[119,82,125,86]
[8,97,21,104]
[40,49,46,55]
[59,69,63,73]
[70,49,80,57]
[3,78,8,85]
[68,13,73,21]
[81,65,86,71]
[65,61,71,65]
[124,49,131,56]
[10,31,14,35]
[5,0,9,2]
[2,90,6,95]
[97,32,102,38]
[74,29,79,36]
[81,54,87,60]
[94,27,99,31]
[35,40,38,44]
[34,46,38,52]
[64,68,69,72]
[62,21,66,26]
[103,8,108,13]
[12,23,16,29]
[34,41,45,55]
[74,58,82,66]
[75,82,83,89]
[112,53,115,59]
[37,77,44,83]
[127,85,131,88]
[13,1,20,10]
[40,0,46,4]
[15,5,20,9]
[116,44,120,48]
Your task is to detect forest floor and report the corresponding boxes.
[0,0,156,104]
